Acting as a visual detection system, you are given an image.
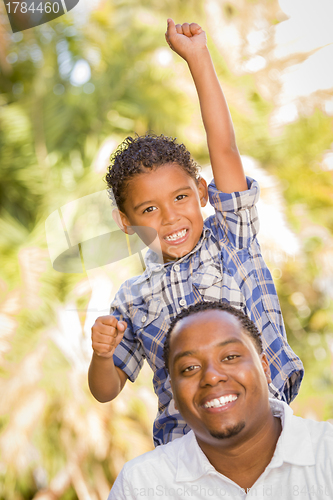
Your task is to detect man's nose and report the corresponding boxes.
[200,362,228,387]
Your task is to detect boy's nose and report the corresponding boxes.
[161,206,180,225]
[200,363,228,387]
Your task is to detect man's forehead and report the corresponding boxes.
[175,309,241,330]
[171,310,244,347]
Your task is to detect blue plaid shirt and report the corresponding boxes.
[112,177,304,446]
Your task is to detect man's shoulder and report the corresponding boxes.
[109,433,197,499]
[299,415,333,441]
[121,432,190,474]
[293,415,333,467]
[272,399,333,436]
[280,400,333,458]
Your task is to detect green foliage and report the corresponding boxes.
[273,112,333,229]
[0,0,333,497]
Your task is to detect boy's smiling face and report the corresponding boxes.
[119,163,208,262]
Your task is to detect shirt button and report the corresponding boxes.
[179,299,186,307]
[174,264,180,272]
[141,315,147,323]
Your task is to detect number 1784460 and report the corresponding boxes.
[5,2,60,14]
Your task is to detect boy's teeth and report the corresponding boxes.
[165,229,187,241]
[203,394,237,409]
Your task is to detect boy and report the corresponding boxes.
[88,19,303,446]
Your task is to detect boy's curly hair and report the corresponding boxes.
[105,134,201,213]
[163,301,263,373]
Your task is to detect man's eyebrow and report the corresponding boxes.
[133,186,192,211]
[172,338,243,365]
[173,350,197,365]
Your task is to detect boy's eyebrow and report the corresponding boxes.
[173,186,192,194]
[172,339,243,366]
[133,186,193,212]
[134,199,155,211]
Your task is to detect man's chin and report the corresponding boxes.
[209,421,246,440]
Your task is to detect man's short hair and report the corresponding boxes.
[163,302,263,372]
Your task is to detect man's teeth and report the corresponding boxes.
[203,394,237,409]
[165,229,187,241]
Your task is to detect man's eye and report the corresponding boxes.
[183,364,200,373]
[222,355,239,362]
[143,206,157,213]
[175,194,187,201]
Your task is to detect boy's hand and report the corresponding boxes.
[165,18,207,61]
[91,315,127,359]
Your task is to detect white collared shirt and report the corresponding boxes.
[108,400,333,499]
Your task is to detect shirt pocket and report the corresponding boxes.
[193,261,246,309]
[133,297,162,329]
[192,263,224,301]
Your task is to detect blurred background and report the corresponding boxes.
[1,0,333,498]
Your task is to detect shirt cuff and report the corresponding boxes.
[113,343,144,383]
[208,176,260,213]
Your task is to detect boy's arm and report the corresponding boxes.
[88,315,128,402]
[165,19,247,194]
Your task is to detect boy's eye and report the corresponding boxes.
[175,194,187,201]
[143,206,157,214]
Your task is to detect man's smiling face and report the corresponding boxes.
[119,163,207,262]
[168,310,272,448]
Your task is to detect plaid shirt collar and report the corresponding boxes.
[137,226,213,282]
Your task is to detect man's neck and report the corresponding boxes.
[197,415,282,492]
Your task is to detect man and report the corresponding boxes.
[108,302,333,499]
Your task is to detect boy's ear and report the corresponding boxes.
[197,177,208,207]
[112,209,135,235]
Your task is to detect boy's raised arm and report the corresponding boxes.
[165,19,247,194]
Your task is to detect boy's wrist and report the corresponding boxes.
[92,351,115,364]
[185,46,212,70]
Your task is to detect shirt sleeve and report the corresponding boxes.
[110,284,146,383]
[208,176,260,249]
[107,468,133,500]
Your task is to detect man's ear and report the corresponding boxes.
[197,177,208,208]
[260,353,272,384]
[169,377,178,410]
[112,208,135,235]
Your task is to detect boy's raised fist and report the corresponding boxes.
[165,18,207,61]
[91,316,127,358]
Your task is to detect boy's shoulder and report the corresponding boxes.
[112,256,163,304]
[114,269,148,296]
[203,212,217,231]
